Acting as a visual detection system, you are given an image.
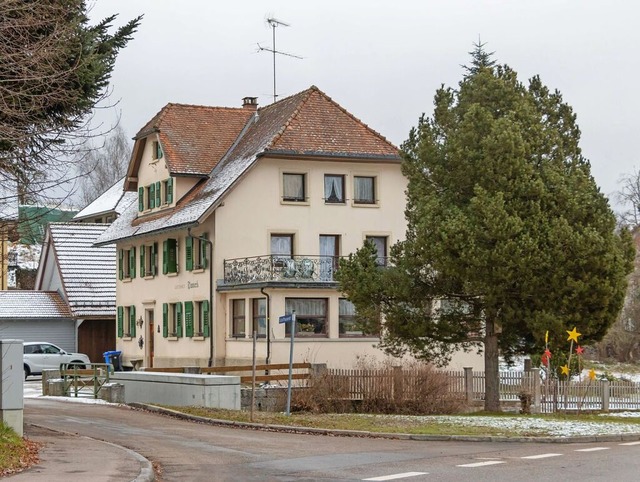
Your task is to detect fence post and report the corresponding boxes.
[531,368,541,414]
[393,366,403,402]
[602,380,610,412]
[464,367,473,404]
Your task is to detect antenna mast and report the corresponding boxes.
[258,17,302,103]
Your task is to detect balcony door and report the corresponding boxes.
[319,235,340,281]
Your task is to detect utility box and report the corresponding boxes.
[0,339,24,436]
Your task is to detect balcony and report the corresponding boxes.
[222,255,340,287]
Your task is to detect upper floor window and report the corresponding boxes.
[186,234,208,271]
[146,183,156,210]
[140,243,158,277]
[319,235,340,280]
[163,238,178,274]
[324,175,345,203]
[283,173,306,202]
[365,235,388,266]
[152,141,163,160]
[118,247,136,280]
[271,234,293,259]
[354,176,376,204]
[162,178,174,205]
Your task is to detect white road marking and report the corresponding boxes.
[457,461,505,468]
[620,441,640,446]
[521,453,563,459]
[575,447,610,452]
[363,472,428,481]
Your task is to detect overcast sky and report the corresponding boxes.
[88,0,639,204]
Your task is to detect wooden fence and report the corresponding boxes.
[325,367,640,413]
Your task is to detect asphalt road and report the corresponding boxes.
[21,393,640,482]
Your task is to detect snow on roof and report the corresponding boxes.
[73,177,135,221]
[96,86,401,246]
[47,223,116,318]
[0,291,72,318]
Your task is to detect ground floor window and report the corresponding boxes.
[285,298,328,337]
[163,302,183,337]
[252,298,267,338]
[232,299,246,338]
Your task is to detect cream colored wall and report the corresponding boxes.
[213,156,482,371]
[213,157,407,266]
[136,134,199,211]
[116,223,215,367]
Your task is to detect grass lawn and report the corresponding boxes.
[159,406,640,438]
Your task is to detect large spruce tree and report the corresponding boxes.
[337,45,634,411]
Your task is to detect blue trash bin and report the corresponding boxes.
[103,350,123,371]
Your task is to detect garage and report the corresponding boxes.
[0,291,76,353]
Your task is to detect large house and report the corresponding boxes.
[96,86,482,370]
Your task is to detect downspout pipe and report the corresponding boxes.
[260,286,271,365]
[188,228,215,366]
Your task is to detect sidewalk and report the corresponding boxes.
[13,424,153,482]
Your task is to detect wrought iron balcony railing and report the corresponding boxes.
[223,255,341,285]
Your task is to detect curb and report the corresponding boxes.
[129,403,640,444]
[28,423,154,482]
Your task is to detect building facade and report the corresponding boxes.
[96,86,482,370]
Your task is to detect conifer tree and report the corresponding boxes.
[337,44,634,411]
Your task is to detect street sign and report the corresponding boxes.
[279,314,293,324]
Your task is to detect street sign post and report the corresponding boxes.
[279,311,296,415]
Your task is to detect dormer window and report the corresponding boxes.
[152,141,163,160]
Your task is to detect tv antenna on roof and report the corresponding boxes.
[257,17,302,103]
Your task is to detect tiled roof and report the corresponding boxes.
[73,177,136,221]
[0,291,72,319]
[267,87,399,158]
[96,86,401,246]
[136,104,254,176]
[48,223,116,318]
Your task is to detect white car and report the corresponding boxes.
[23,342,91,380]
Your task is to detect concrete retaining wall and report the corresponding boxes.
[111,372,241,409]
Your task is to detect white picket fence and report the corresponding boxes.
[449,368,640,413]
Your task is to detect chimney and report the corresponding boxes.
[242,96,258,110]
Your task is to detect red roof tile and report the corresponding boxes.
[136,104,254,176]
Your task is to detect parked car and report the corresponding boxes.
[23,342,91,380]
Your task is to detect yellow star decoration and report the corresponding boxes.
[588,369,597,381]
[561,365,570,376]
[566,327,581,343]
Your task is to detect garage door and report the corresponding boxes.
[0,318,76,353]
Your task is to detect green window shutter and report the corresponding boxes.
[176,302,183,337]
[138,187,144,211]
[156,141,163,159]
[203,300,210,337]
[167,238,177,273]
[186,236,193,271]
[162,240,168,274]
[140,245,145,278]
[162,303,168,338]
[152,243,157,276]
[129,247,136,278]
[130,305,136,337]
[185,301,194,337]
[201,233,208,269]
[149,184,155,209]
[117,306,124,338]
[155,181,161,206]
[167,178,173,204]
[118,249,123,280]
